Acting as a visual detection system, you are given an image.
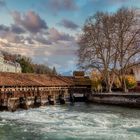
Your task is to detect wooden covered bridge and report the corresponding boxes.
[0,71,91,111]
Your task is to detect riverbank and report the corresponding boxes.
[88,93,140,108]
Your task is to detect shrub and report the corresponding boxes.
[125,75,137,89]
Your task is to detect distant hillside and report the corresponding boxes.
[1,51,57,75]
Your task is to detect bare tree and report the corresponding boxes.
[78,8,140,93]
[78,12,118,92]
[114,8,140,92]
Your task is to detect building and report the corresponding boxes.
[132,67,140,82]
[0,52,21,73]
[131,67,140,91]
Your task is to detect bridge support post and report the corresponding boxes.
[48,90,55,105]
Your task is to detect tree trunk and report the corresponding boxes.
[105,80,112,93]
[108,85,112,93]
[123,78,128,93]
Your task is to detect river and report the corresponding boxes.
[0,103,140,140]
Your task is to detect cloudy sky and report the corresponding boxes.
[0,0,140,74]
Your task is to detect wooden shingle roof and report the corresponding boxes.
[0,72,73,87]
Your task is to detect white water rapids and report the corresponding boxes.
[0,103,140,140]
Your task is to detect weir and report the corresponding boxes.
[0,71,91,111]
[0,86,70,111]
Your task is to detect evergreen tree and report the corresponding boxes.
[52,66,57,75]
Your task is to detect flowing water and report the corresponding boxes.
[0,103,140,140]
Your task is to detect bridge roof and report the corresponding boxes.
[0,72,72,87]
[62,76,91,86]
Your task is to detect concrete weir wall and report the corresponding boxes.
[88,93,140,107]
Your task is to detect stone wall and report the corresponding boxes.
[88,93,140,107]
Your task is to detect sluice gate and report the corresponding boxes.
[0,86,69,111]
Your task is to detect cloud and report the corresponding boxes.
[0,24,76,46]
[0,24,9,32]
[0,25,24,44]
[58,19,79,30]
[33,34,52,45]
[0,29,78,73]
[0,31,24,43]
[0,24,26,44]
[0,7,78,72]
[11,10,48,33]
[11,24,25,34]
[48,28,75,42]
[0,24,25,34]
[0,26,27,44]
[23,37,34,45]
[46,0,78,13]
